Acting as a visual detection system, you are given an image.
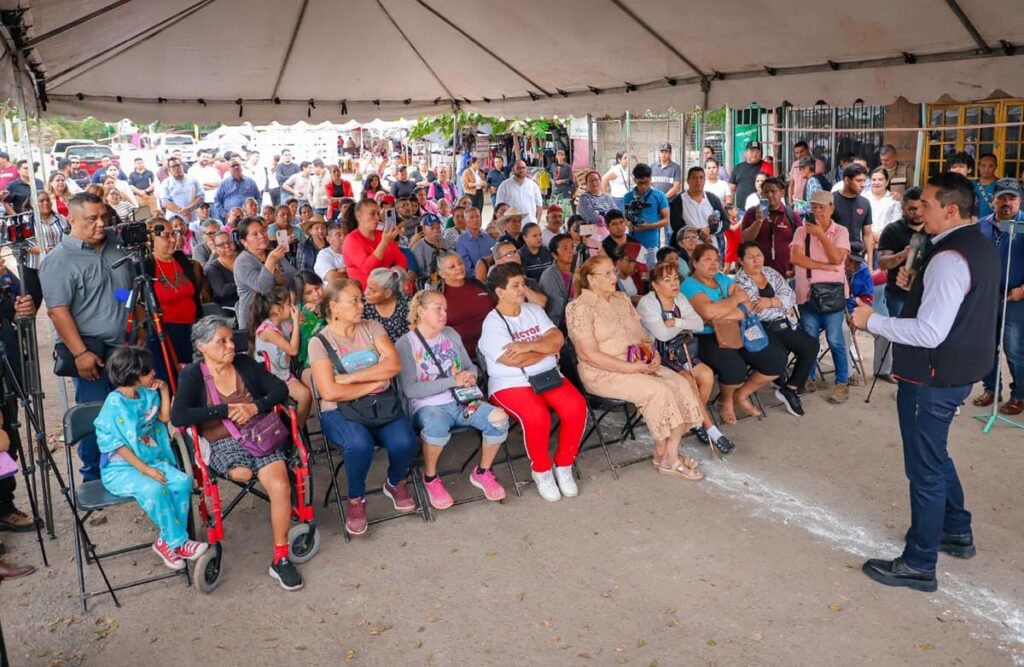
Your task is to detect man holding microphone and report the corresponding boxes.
[852,173,999,592]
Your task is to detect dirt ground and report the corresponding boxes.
[2,306,1023,667]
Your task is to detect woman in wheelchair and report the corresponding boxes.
[308,280,418,537]
[396,290,510,509]
[170,316,305,591]
[96,346,208,571]
[566,256,706,482]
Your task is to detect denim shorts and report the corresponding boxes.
[412,400,509,447]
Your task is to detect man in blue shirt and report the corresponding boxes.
[455,207,494,273]
[486,157,508,209]
[622,163,670,269]
[975,178,1024,414]
[213,158,260,220]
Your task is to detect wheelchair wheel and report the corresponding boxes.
[194,544,224,593]
[287,523,320,564]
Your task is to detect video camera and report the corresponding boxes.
[111,205,153,251]
[625,196,648,224]
[0,212,34,248]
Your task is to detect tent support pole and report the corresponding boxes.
[587,114,595,170]
[943,0,991,53]
[625,111,630,173]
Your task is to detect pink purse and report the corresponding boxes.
[0,452,18,479]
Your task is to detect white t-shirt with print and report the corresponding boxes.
[478,303,558,395]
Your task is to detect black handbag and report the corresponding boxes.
[495,312,563,394]
[804,234,845,314]
[53,337,112,378]
[315,333,402,427]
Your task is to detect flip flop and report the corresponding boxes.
[656,461,704,481]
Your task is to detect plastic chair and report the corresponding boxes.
[62,403,191,610]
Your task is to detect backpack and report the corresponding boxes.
[812,174,831,191]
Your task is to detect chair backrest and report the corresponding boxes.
[201,302,226,318]
[63,402,104,449]
[557,339,587,395]
[232,329,249,354]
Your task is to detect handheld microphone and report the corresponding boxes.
[904,233,928,272]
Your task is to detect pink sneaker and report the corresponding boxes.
[346,498,368,536]
[153,538,185,571]
[382,480,417,513]
[422,475,454,510]
[175,539,209,561]
[469,468,507,501]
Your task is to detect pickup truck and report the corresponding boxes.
[65,144,120,185]
[48,139,96,171]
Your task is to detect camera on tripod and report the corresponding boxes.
[0,212,34,248]
[111,206,153,251]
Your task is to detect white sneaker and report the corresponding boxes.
[553,465,578,498]
[531,469,562,502]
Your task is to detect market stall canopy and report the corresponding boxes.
[1,0,1023,123]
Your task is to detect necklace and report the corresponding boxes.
[155,258,188,290]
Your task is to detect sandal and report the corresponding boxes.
[691,427,710,445]
[656,461,704,481]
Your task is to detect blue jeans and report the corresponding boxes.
[884,289,907,317]
[982,300,1024,400]
[413,401,508,447]
[313,207,328,217]
[799,306,849,384]
[896,382,973,572]
[72,375,113,481]
[320,408,417,498]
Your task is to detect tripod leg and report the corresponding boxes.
[865,340,893,403]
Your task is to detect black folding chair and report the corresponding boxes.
[310,383,428,540]
[62,403,191,610]
[557,341,639,478]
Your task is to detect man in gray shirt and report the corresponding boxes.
[40,192,132,481]
[651,143,683,236]
[410,214,449,282]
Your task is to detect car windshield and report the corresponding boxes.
[66,145,114,159]
[164,136,193,145]
[54,140,94,153]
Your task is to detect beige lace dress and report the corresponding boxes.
[566,290,703,440]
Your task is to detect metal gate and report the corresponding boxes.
[781,104,887,177]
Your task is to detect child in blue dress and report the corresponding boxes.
[96,346,208,570]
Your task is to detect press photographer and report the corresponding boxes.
[622,163,670,270]
[40,192,132,482]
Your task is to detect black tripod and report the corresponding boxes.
[114,251,180,393]
[0,338,48,567]
[6,236,56,537]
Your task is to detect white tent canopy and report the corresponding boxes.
[1,0,1023,123]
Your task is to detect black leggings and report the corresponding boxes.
[765,322,820,389]
[696,333,788,385]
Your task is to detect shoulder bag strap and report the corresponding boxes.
[315,332,347,375]
[804,232,812,280]
[412,329,449,379]
[200,362,243,441]
[495,311,531,380]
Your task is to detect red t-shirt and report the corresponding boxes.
[724,225,743,263]
[740,207,802,276]
[341,229,408,286]
[152,258,197,324]
[442,281,494,358]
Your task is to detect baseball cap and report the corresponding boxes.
[546,204,563,215]
[993,177,1021,199]
[0,151,8,160]
[746,140,763,151]
[376,193,396,206]
[658,143,672,152]
[421,213,441,227]
[809,191,833,206]
[847,241,866,263]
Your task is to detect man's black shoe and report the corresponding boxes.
[902,530,977,559]
[862,556,937,592]
[774,387,805,417]
[939,533,976,559]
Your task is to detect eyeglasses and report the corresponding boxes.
[204,231,217,236]
[496,249,518,260]
[213,242,231,249]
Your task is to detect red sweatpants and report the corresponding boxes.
[491,378,587,472]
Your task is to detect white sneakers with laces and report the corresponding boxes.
[553,465,578,498]
[531,469,562,502]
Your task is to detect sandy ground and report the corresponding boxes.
[2,305,1023,667]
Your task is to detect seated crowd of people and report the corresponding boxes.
[24,141,1020,593]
